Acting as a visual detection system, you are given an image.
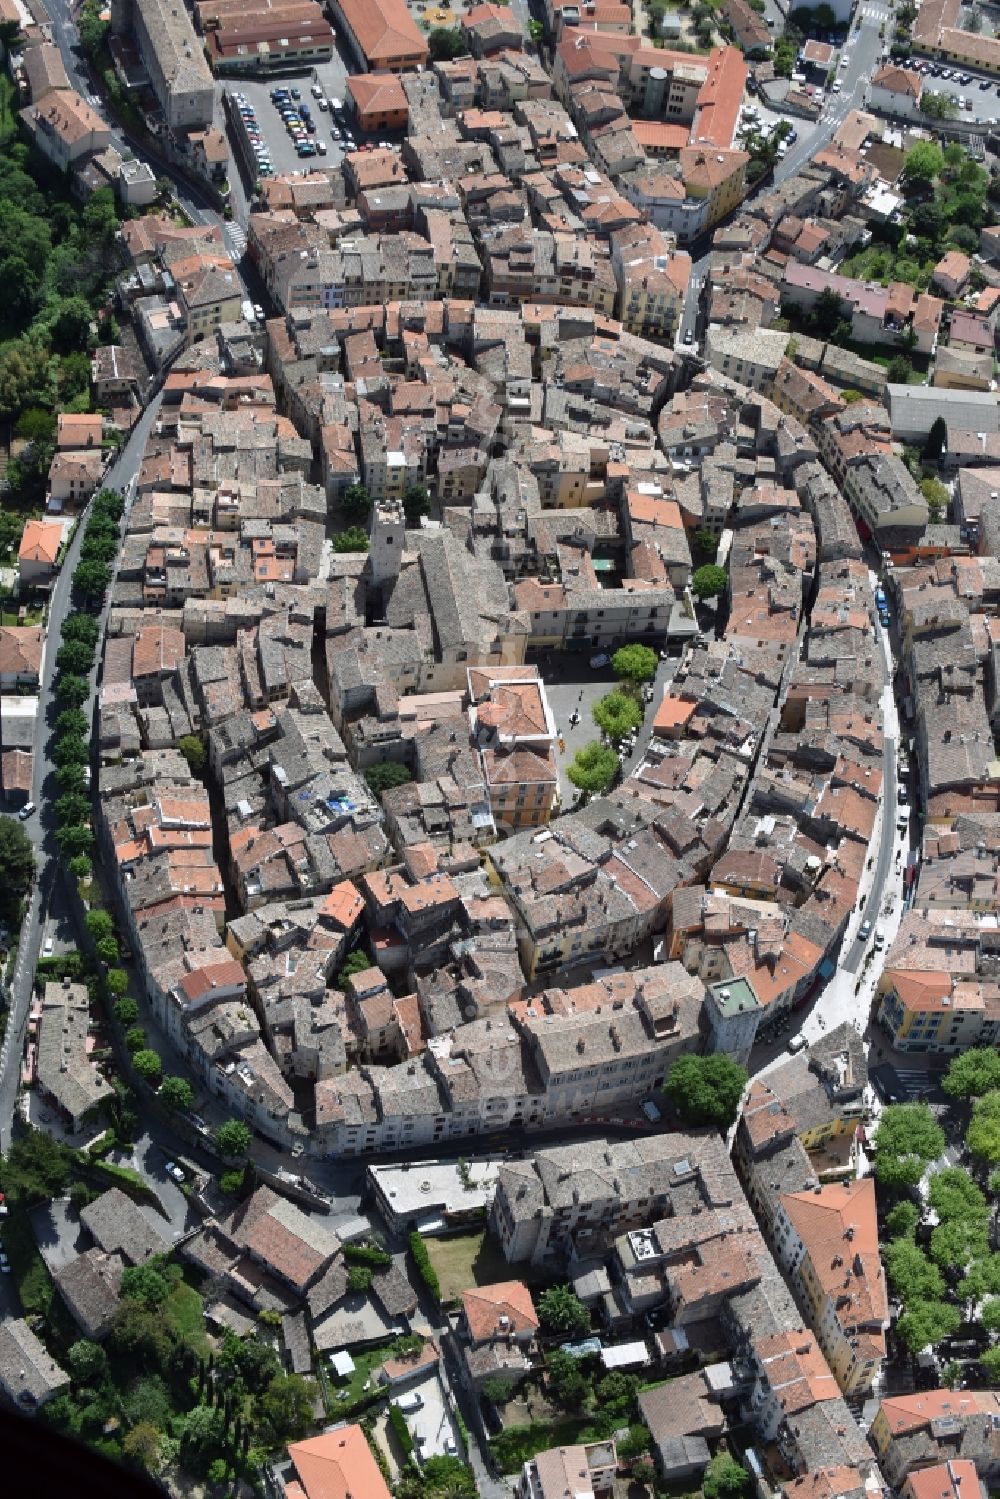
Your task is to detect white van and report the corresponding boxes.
[394,1392,423,1413]
[787,1034,808,1055]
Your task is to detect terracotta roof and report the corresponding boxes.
[18,518,63,565]
[177,959,246,1003]
[779,1178,887,1335]
[336,0,428,66]
[872,64,921,97]
[462,1279,538,1343]
[286,1427,391,1499]
[0,626,43,678]
[346,70,408,115]
[903,1461,981,1499]
[1,748,33,794]
[318,880,365,930]
[632,120,690,152]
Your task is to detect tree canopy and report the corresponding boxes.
[567,741,618,798]
[943,1049,1000,1099]
[872,1103,945,1188]
[663,1053,748,1127]
[592,690,643,744]
[537,1284,591,1338]
[903,140,944,185]
[612,644,658,684]
[159,1075,194,1112]
[365,761,413,796]
[967,1090,1000,1166]
[692,564,727,600]
[0,816,35,916]
[896,1299,961,1354]
[215,1118,252,1158]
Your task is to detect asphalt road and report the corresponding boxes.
[0,397,163,1155]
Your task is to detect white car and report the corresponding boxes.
[317,96,328,110]
[18,801,36,820]
[43,938,54,957]
[165,1161,185,1182]
[832,79,842,92]
[311,83,323,97]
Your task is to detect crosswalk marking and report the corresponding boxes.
[225,223,248,261]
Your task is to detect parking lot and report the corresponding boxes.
[224,80,349,185]
[905,56,1000,122]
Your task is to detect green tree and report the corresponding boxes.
[927,1168,988,1224]
[115,996,139,1025]
[612,644,658,685]
[693,528,718,559]
[592,690,643,744]
[427,25,470,59]
[57,763,87,796]
[132,1048,162,1081]
[929,1216,989,1273]
[691,564,727,600]
[177,734,206,775]
[105,968,127,996]
[125,1026,147,1053]
[959,1254,1000,1302]
[55,635,95,677]
[896,1299,961,1353]
[55,710,90,742]
[159,1075,194,1112]
[887,355,912,386]
[347,1265,373,1294]
[365,761,413,796]
[567,742,619,799]
[873,1103,945,1188]
[53,733,89,767]
[943,1048,1000,1099]
[56,673,89,708]
[72,558,111,606]
[402,483,431,526]
[122,1263,170,1309]
[122,1421,163,1474]
[181,1404,227,1474]
[663,1053,748,1127]
[921,476,948,522]
[417,1456,478,1498]
[96,935,119,963]
[68,1339,108,1385]
[884,1237,945,1302]
[215,1118,252,1157]
[56,823,95,858]
[922,415,947,464]
[704,1453,750,1499]
[62,613,100,647]
[85,909,113,942]
[537,1284,591,1338]
[0,815,36,908]
[967,1090,1000,1166]
[2,1127,74,1200]
[546,1349,588,1408]
[886,1200,921,1238]
[259,1373,316,1444]
[812,285,850,338]
[336,949,372,991]
[341,483,371,526]
[981,1299,1000,1334]
[528,17,544,40]
[981,1347,1000,1382]
[55,792,90,827]
[332,526,369,553]
[903,140,944,185]
[220,1170,243,1196]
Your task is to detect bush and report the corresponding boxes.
[408,1230,441,1302]
[388,1400,414,1457]
[344,1242,392,1268]
[347,1265,373,1294]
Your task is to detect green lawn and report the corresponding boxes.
[424,1231,519,1305]
[491,1418,592,1473]
[163,1280,209,1354]
[326,1345,387,1407]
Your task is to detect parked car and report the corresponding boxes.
[43,937,54,956]
[18,801,36,820]
[589,652,610,669]
[316,140,327,154]
[311,83,323,97]
[165,1161,185,1182]
[787,1034,808,1054]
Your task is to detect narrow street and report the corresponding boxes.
[0,397,163,1153]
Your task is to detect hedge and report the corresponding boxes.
[408,1230,441,1303]
[388,1401,414,1459]
[344,1243,391,1268]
